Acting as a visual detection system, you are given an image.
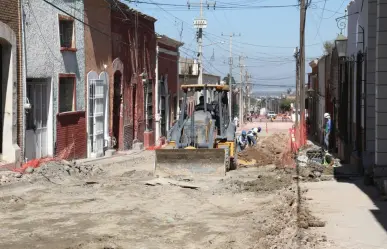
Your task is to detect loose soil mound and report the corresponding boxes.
[0,161,105,186]
[231,173,293,193]
[238,132,289,167]
[255,187,326,249]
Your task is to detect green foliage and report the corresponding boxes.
[280,99,292,112]
[223,74,236,86]
[323,41,334,54]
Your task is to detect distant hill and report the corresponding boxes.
[252,89,286,97]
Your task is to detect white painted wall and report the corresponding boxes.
[23,0,85,158]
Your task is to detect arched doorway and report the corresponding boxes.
[112,71,122,149]
[0,21,20,163]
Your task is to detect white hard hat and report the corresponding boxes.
[324,113,330,118]
[253,128,258,133]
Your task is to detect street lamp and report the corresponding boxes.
[335,33,348,58]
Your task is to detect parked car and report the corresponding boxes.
[267,111,276,119]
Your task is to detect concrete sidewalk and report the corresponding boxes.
[303,180,387,249]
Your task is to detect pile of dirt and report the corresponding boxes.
[0,160,104,185]
[238,132,290,167]
[0,171,24,185]
[230,173,293,193]
[254,187,327,249]
[32,161,104,183]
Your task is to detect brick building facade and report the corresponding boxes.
[0,0,22,165]
[84,0,112,157]
[24,0,86,160]
[110,1,156,150]
[155,35,183,143]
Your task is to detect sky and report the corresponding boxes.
[126,0,351,95]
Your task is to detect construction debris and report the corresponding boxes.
[238,133,289,167]
[0,135,331,249]
[144,178,200,189]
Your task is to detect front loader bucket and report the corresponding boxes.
[154,149,227,177]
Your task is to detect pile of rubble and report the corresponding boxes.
[238,133,289,167]
[294,141,342,182]
[0,160,104,186]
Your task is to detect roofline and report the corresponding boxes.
[203,73,221,78]
[156,33,184,47]
[309,59,319,68]
[111,0,157,22]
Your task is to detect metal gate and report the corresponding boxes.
[88,79,105,158]
[25,80,49,160]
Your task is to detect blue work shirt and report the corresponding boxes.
[325,119,331,133]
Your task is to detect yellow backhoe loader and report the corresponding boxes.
[154,84,237,177]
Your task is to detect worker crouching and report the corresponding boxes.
[237,128,261,152]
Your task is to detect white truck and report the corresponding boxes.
[266,111,276,119]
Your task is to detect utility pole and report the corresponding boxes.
[222,32,240,121]
[294,47,299,127]
[245,71,251,115]
[299,0,307,146]
[188,0,215,102]
[238,55,245,125]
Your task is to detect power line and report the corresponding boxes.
[313,0,327,40]
[43,0,132,47]
[314,0,346,19]
[132,1,300,9]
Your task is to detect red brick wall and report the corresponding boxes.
[158,43,179,128]
[56,111,87,160]
[0,0,19,32]
[110,4,156,145]
[158,48,179,95]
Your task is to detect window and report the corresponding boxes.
[59,76,75,113]
[59,15,75,51]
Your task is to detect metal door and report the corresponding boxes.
[25,81,48,160]
[88,79,105,157]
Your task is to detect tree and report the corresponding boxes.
[280,99,292,112]
[323,41,334,54]
[223,74,236,86]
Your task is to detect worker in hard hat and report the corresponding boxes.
[323,113,331,152]
[253,127,262,141]
[237,130,248,152]
[246,127,261,147]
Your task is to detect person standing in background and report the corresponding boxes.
[323,113,331,152]
[233,116,239,127]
